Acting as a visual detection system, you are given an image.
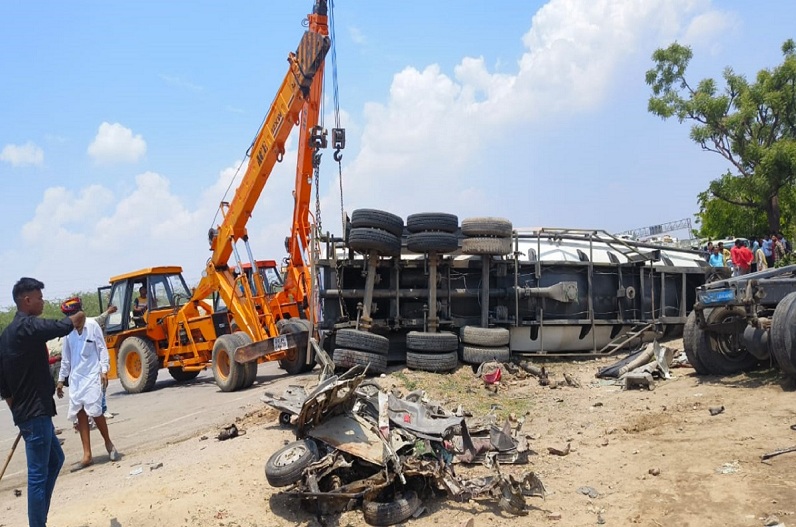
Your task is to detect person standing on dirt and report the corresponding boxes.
[731,239,753,276]
[0,277,83,527]
[56,297,119,470]
[709,244,725,267]
[762,234,774,268]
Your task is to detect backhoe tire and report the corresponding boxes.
[335,329,389,355]
[348,228,401,256]
[695,307,759,375]
[232,332,258,389]
[350,209,404,238]
[461,345,511,365]
[212,334,245,392]
[277,320,315,375]
[461,236,512,255]
[363,489,421,526]
[771,292,796,375]
[682,311,710,375]
[265,439,319,488]
[333,348,387,375]
[167,367,201,383]
[461,217,513,238]
[405,331,459,353]
[406,232,459,254]
[460,326,510,347]
[406,351,458,372]
[406,212,459,233]
[118,337,159,394]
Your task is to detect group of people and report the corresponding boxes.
[704,234,792,276]
[0,277,120,527]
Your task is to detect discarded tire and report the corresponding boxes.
[461,344,511,364]
[406,231,459,254]
[405,331,459,353]
[771,292,796,375]
[212,334,245,392]
[460,326,510,347]
[406,212,459,234]
[406,351,458,372]
[265,439,318,488]
[348,227,402,256]
[682,312,710,375]
[362,489,421,526]
[350,209,404,238]
[461,217,513,238]
[461,236,512,255]
[333,348,387,375]
[119,337,160,393]
[335,329,390,355]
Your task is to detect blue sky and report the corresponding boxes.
[1,0,794,306]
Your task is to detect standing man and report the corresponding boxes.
[56,297,119,469]
[762,234,774,269]
[731,239,754,276]
[0,277,84,527]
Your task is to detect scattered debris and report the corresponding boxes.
[716,461,741,474]
[648,468,661,476]
[13,489,21,497]
[129,467,143,476]
[624,372,654,391]
[150,462,163,471]
[709,406,725,416]
[577,486,599,498]
[548,443,571,457]
[763,515,782,526]
[217,423,242,441]
[760,445,796,461]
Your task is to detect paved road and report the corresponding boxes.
[0,361,314,490]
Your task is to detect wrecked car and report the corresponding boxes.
[262,366,545,525]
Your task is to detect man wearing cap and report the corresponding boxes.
[56,297,119,470]
[0,277,84,527]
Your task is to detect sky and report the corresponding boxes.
[1,0,794,307]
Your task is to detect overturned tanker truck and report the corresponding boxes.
[313,210,709,372]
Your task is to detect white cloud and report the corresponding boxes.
[348,26,366,45]
[0,142,44,167]
[159,74,203,92]
[87,122,147,165]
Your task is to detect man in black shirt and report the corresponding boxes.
[0,277,84,527]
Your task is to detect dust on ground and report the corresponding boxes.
[2,337,796,527]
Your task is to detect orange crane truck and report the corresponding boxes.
[99,0,337,393]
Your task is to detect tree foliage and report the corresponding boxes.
[647,40,796,235]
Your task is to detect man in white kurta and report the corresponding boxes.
[56,299,119,469]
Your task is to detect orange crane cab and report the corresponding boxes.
[102,0,339,393]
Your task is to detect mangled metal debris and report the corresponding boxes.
[262,366,544,525]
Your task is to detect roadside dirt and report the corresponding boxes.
[2,337,796,527]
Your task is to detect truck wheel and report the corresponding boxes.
[682,312,710,375]
[405,331,459,353]
[461,217,513,238]
[406,212,458,233]
[348,227,402,256]
[461,345,511,364]
[350,209,404,237]
[406,351,458,372]
[212,334,245,392]
[118,337,159,393]
[460,326,510,347]
[278,320,314,375]
[265,439,318,488]
[232,332,258,388]
[335,329,389,355]
[333,348,387,375]
[771,292,796,375]
[697,307,759,375]
[461,236,512,255]
[406,232,459,254]
[167,367,201,382]
[362,489,420,526]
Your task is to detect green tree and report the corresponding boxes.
[646,40,796,234]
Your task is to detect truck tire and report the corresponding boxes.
[461,345,511,364]
[265,439,318,488]
[461,236,512,255]
[405,331,459,353]
[212,334,245,392]
[278,320,314,375]
[697,307,759,375]
[333,348,387,375]
[118,337,160,394]
[682,311,710,375]
[771,292,796,375]
[461,217,513,238]
[167,367,201,382]
[362,489,420,526]
[460,326,510,347]
[335,329,389,355]
[350,209,404,238]
[348,227,402,256]
[406,232,459,254]
[406,212,458,233]
[232,332,258,388]
[406,351,458,372]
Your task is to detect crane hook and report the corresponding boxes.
[333,148,343,162]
